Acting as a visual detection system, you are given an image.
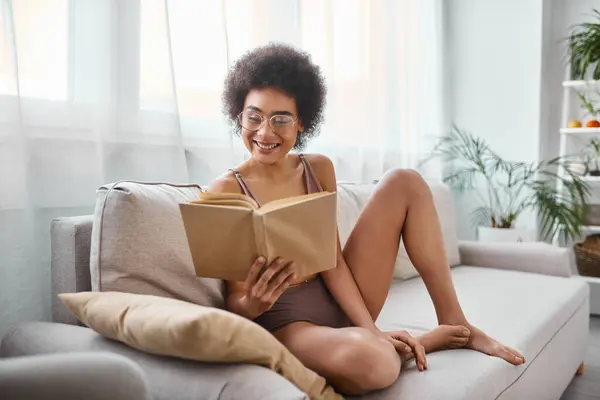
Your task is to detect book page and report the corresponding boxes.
[261,192,338,277]
[252,212,268,264]
[192,191,259,210]
[258,191,331,214]
[189,199,256,209]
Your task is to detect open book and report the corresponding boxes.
[179,191,338,281]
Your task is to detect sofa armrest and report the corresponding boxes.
[51,215,94,325]
[458,241,573,277]
[1,322,308,400]
[0,352,150,400]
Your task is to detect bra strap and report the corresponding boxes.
[229,169,261,206]
[298,154,324,192]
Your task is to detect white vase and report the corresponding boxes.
[477,226,534,243]
[566,161,587,176]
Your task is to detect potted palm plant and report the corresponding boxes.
[567,9,600,80]
[424,126,590,243]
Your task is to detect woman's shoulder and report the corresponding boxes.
[206,158,254,193]
[206,170,242,194]
[301,152,334,171]
[300,153,337,190]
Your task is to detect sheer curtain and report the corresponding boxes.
[0,0,445,333]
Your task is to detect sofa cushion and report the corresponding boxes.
[370,266,589,399]
[89,181,224,308]
[336,181,460,280]
[58,291,341,400]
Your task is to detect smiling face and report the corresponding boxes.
[240,88,303,164]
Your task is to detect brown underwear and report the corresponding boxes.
[253,276,353,333]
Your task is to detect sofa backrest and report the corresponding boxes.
[89,181,225,310]
[51,179,460,325]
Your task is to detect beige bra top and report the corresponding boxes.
[229,153,323,207]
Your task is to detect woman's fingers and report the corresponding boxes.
[253,258,289,298]
[390,338,412,355]
[244,256,266,294]
[414,343,427,371]
[266,271,297,302]
[403,338,426,371]
[262,263,297,300]
[393,331,427,371]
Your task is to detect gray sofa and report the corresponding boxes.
[0,352,150,400]
[0,180,592,399]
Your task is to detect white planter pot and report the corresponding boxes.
[566,160,587,176]
[477,226,535,243]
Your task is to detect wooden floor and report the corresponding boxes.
[562,316,600,400]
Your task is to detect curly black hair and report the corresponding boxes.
[222,42,327,150]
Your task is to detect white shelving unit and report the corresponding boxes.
[562,80,600,90]
[557,75,600,234]
[559,75,600,315]
[565,175,600,182]
[560,127,600,136]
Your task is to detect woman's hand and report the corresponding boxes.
[238,256,298,318]
[465,324,525,365]
[378,330,427,371]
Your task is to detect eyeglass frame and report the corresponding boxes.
[237,110,300,133]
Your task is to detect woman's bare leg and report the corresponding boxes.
[274,322,402,396]
[342,169,524,364]
[341,169,464,321]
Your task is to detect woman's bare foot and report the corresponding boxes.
[465,324,525,365]
[417,325,470,353]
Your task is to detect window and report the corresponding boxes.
[0,0,68,100]
[299,0,368,81]
[139,0,232,138]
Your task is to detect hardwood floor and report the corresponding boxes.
[562,316,600,400]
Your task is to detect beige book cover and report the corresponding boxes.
[179,191,338,281]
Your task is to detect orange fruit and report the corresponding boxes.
[586,120,600,128]
[568,120,583,128]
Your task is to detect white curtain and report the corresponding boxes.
[0,0,445,333]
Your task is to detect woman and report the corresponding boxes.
[208,43,525,396]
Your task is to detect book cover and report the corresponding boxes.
[179,191,338,281]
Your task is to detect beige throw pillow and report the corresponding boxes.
[59,291,343,400]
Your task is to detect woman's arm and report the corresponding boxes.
[305,154,379,332]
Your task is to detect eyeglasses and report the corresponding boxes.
[237,110,298,133]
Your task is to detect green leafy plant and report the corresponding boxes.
[585,138,600,174]
[424,126,590,243]
[577,91,600,118]
[567,9,600,80]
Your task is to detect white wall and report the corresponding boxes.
[445,0,544,239]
